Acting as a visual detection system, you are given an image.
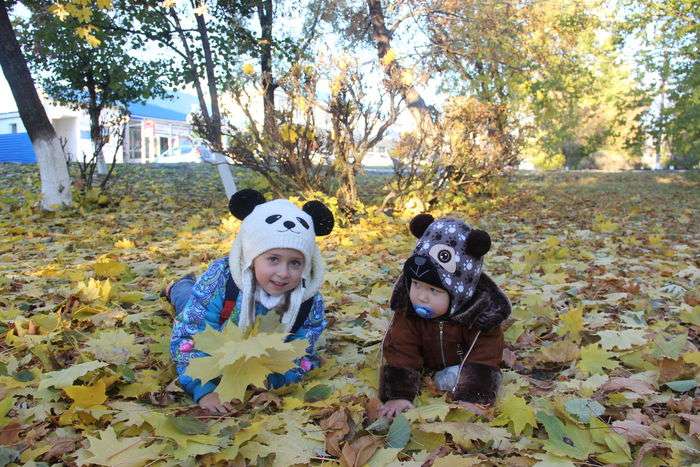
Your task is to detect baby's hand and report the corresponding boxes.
[378,399,414,419]
[198,392,233,415]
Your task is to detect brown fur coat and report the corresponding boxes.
[379,273,511,404]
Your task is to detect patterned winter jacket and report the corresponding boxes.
[170,257,327,402]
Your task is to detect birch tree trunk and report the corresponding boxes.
[0,0,71,209]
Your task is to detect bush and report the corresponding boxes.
[577,150,632,171]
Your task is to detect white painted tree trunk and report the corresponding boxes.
[214,152,237,199]
[96,151,108,175]
[34,137,72,210]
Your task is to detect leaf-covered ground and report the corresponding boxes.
[0,164,698,466]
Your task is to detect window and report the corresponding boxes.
[10,123,17,134]
[159,136,169,156]
[127,124,142,160]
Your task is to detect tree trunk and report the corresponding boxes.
[257,0,277,137]
[194,12,237,199]
[0,0,71,209]
[366,0,435,133]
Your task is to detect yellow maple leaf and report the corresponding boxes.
[114,238,135,249]
[556,306,583,341]
[492,395,537,435]
[93,259,128,279]
[96,0,112,8]
[186,323,306,401]
[683,351,700,366]
[76,278,112,303]
[242,63,255,75]
[578,344,619,376]
[48,4,70,21]
[64,379,107,409]
[75,25,101,47]
[382,48,397,66]
[77,426,164,466]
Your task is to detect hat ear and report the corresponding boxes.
[409,213,435,238]
[302,200,334,236]
[229,189,266,220]
[465,229,491,257]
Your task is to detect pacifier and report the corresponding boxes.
[413,305,437,319]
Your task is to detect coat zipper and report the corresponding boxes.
[439,321,447,367]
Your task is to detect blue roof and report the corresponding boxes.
[0,133,36,163]
[128,102,188,122]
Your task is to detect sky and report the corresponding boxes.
[0,0,647,131]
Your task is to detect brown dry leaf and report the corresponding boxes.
[612,420,663,444]
[364,397,383,422]
[657,357,686,381]
[0,422,22,445]
[249,392,282,410]
[339,434,382,467]
[540,340,580,363]
[600,377,656,395]
[679,413,700,436]
[42,435,83,462]
[321,407,353,457]
[667,397,693,412]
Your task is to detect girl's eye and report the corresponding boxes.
[290,260,302,268]
[268,256,279,263]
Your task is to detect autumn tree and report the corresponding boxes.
[619,0,700,169]
[108,0,246,197]
[18,1,169,190]
[0,0,72,209]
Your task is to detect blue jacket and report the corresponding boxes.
[170,257,326,402]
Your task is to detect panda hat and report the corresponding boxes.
[403,214,491,316]
[227,189,334,331]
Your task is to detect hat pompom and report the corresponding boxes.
[229,189,266,220]
[302,200,334,236]
[409,213,435,238]
[465,229,491,257]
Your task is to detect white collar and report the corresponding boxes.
[254,287,285,309]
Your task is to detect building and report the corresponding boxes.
[0,101,193,164]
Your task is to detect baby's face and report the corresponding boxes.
[409,278,450,318]
[253,248,305,296]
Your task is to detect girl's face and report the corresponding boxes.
[253,248,305,296]
[409,278,450,318]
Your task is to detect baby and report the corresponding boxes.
[379,214,511,418]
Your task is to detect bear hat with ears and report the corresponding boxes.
[403,213,491,317]
[227,189,334,331]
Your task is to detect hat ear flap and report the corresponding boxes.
[465,229,491,257]
[302,200,334,236]
[229,189,266,220]
[409,213,435,238]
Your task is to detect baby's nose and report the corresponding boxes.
[283,220,296,229]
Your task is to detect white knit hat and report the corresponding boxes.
[227,190,334,331]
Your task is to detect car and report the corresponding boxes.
[154,143,205,163]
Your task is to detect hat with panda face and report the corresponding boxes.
[403,214,491,316]
[228,189,334,331]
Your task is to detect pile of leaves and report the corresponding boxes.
[0,164,698,466]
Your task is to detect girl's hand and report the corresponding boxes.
[378,399,414,419]
[198,392,233,414]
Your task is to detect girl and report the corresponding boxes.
[167,189,334,414]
